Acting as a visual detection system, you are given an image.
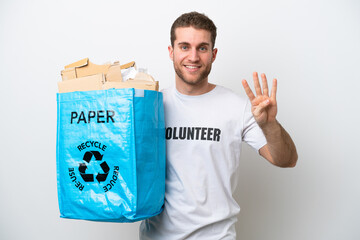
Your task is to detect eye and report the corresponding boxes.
[199,46,208,51]
[180,45,188,50]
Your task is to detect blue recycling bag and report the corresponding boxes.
[56,88,165,222]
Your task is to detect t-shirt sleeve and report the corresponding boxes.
[242,100,267,151]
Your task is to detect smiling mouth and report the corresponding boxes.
[184,65,200,69]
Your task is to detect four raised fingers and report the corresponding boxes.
[242,72,277,100]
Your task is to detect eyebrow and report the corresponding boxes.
[177,42,210,47]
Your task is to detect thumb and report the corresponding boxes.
[253,99,270,117]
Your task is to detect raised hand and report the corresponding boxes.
[242,72,278,127]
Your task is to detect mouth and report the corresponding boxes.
[184,65,201,71]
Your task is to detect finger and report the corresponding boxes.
[270,78,277,100]
[253,99,270,117]
[261,73,269,96]
[253,72,262,96]
[242,79,255,101]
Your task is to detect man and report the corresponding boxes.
[140,12,297,239]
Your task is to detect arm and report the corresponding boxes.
[259,121,298,167]
[242,72,298,168]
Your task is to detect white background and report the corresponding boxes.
[1,0,359,239]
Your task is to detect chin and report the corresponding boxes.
[175,70,209,87]
[180,76,207,86]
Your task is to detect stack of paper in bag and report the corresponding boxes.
[58,58,159,93]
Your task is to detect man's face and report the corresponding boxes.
[168,27,217,87]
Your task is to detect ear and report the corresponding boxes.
[168,45,174,61]
[212,48,218,63]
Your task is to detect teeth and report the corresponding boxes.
[185,66,199,69]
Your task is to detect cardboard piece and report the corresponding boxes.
[106,63,122,82]
[120,61,136,70]
[58,59,158,93]
[61,58,121,82]
[103,80,159,91]
[64,58,88,69]
[58,74,104,93]
[61,68,77,81]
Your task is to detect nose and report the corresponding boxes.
[188,49,200,62]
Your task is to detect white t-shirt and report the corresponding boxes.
[140,85,267,240]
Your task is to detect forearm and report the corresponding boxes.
[260,120,298,168]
